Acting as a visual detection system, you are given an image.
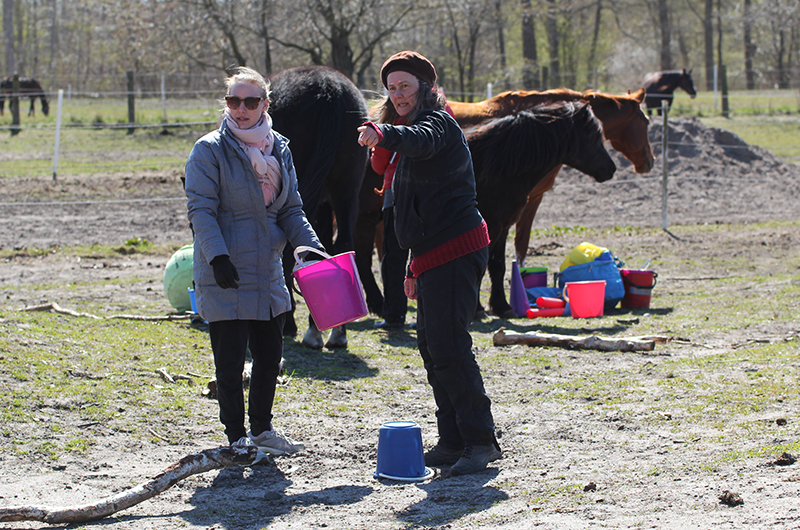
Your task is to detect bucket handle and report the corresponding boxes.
[293,245,332,268]
[625,272,658,290]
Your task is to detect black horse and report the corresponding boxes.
[268,66,369,349]
[465,101,616,318]
[0,77,49,117]
[642,69,696,115]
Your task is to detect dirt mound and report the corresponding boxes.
[535,117,800,228]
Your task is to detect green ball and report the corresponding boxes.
[163,244,194,312]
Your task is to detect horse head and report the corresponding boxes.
[542,102,616,184]
[584,89,654,174]
[680,69,697,98]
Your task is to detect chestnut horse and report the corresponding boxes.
[450,88,654,266]
[269,66,369,349]
[466,101,616,317]
[642,69,696,115]
[353,88,653,317]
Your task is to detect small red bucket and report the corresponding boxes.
[620,269,658,309]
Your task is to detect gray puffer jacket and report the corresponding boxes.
[185,121,321,322]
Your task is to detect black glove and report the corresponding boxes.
[210,255,239,289]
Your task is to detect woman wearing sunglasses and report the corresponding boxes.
[185,66,323,455]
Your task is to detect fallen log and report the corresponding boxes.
[21,302,191,321]
[0,445,260,524]
[493,327,656,352]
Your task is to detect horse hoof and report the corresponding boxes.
[301,328,324,350]
[325,326,348,349]
[497,308,519,319]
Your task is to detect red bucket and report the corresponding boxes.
[620,269,658,309]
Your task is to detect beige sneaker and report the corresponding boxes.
[248,427,305,455]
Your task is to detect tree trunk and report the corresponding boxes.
[703,0,714,90]
[3,0,14,76]
[586,0,602,89]
[329,26,354,79]
[260,0,272,76]
[743,0,755,89]
[658,0,672,70]
[48,0,57,74]
[520,0,539,89]
[545,0,560,88]
[716,0,723,84]
[496,0,508,89]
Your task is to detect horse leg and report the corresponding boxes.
[302,316,325,350]
[514,194,544,266]
[325,325,348,349]
[354,167,385,315]
[513,166,560,265]
[488,226,515,318]
[282,245,299,338]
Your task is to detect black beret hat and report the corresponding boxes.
[380,51,437,89]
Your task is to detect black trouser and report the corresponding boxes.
[380,206,409,323]
[415,246,496,449]
[209,315,285,444]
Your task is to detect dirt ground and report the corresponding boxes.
[1,117,800,529]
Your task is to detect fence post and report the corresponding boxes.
[52,89,64,181]
[10,73,20,137]
[720,64,729,118]
[161,72,167,126]
[487,82,493,99]
[127,70,135,135]
[713,64,718,109]
[661,100,669,230]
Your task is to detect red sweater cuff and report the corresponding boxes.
[362,121,384,143]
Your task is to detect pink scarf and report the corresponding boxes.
[225,110,282,206]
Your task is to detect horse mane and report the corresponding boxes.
[466,101,603,182]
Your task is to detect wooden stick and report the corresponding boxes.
[0,445,258,524]
[492,327,657,352]
[20,302,191,321]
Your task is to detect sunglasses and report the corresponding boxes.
[225,96,264,110]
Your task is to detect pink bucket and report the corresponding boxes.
[292,246,368,331]
[564,280,606,319]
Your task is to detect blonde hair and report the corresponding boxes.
[220,66,270,112]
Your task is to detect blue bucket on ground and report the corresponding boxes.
[374,421,434,481]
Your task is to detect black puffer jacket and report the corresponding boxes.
[375,109,484,256]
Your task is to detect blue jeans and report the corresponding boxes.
[415,246,496,448]
[209,315,285,443]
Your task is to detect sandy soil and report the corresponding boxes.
[1,118,800,529]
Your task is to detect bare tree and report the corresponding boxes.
[3,0,14,75]
[520,0,539,89]
[743,0,755,89]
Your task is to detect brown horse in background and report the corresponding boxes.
[642,69,697,115]
[449,87,654,267]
